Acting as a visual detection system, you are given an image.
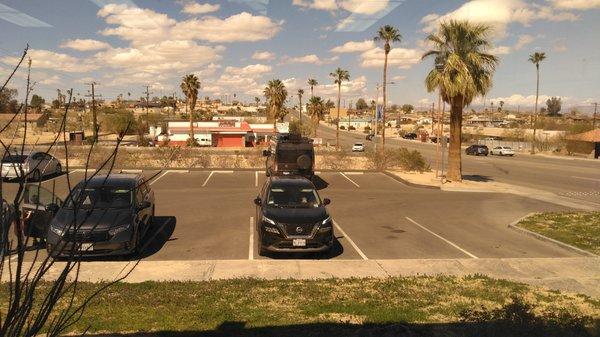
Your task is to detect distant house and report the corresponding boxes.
[165,121,275,147]
[338,118,372,130]
[0,113,44,128]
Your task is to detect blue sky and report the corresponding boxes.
[0,0,599,111]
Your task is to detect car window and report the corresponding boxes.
[65,186,132,209]
[267,185,321,208]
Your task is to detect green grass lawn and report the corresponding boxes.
[517,211,600,255]
[2,276,599,336]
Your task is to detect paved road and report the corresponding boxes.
[312,120,600,204]
[3,170,579,261]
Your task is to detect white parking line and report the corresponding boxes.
[249,217,254,260]
[202,171,215,187]
[405,217,478,259]
[339,172,360,188]
[572,176,600,182]
[333,220,368,260]
[149,171,170,186]
[255,171,259,187]
[343,171,364,175]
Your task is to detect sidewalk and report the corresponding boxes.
[12,257,598,297]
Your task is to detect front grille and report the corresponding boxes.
[63,230,109,243]
[282,223,316,237]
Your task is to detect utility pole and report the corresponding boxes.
[85,82,100,143]
[593,102,598,128]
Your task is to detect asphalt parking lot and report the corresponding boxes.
[3,169,580,261]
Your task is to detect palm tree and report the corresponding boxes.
[308,96,325,137]
[307,78,318,98]
[254,96,260,108]
[330,67,350,149]
[263,79,288,128]
[180,74,200,146]
[374,25,402,151]
[422,20,499,182]
[297,89,304,123]
[528,51,546,154]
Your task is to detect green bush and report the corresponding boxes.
[369,148,429,172]
[348,125,356,130]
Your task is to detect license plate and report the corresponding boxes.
[292,239,306,247]
[80,243,93,251]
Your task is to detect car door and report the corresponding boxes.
[21,184,63,238]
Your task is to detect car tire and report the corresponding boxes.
[133,228,143,256]
[258,245,267,257]
[55,163,62,175]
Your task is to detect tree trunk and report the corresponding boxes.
[299,96,302,125]
[381,47,389,151]
[447,96,463,182]
[336,84,341,149]
[189,97,195,145]
[531,64,539,154]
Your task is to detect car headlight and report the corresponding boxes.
[108,224,131,236]
[321,216,331,225]
[50,224,64,236]
[262,215,276,225]
[318,216,332,233]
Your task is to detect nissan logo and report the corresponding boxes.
[295,226,303,234]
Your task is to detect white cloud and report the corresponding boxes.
[392,75,406,81]
[281,54,333,65]
[331,40,375,53]
[172,12,283,43]
[252,51,276,61]
[553,38,568,52]
[489,94,573,106]
[316,75,368,99]
[98,5,281,44]
[514,34,535,50]
[490,45,512,55]
[293,0,390,14]
[1,49,98,73]
[421,0,579,39]
[223,64,272,77]
[360,47,421,69]
[182,2,220,14]
[550,0,600,9]
[193,63,222,78]
[60,39,111,51]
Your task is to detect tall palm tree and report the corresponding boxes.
[308,96,325,137]
[330,68,350,149]
[297,89,304,123]
[374,25,402,151]
[180,74,200,146]
[254,96,260,108]
[422,20,499,182]
[263,79,288,128]
[307,78,318,98]
[528,51,546,154]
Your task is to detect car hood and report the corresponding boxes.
[263,206,328,224]
[52,207,133,231]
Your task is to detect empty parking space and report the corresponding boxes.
[2,170,581,262]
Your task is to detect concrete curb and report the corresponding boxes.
[382,171,440,189]
[508,213,598,258]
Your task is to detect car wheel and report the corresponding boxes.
[133,228,143,256]
[499,152,503,156]
[55,163,62,175]
[258,245,267,257]
[151,205,155,217]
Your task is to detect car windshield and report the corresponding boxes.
[354,143,362,146]
[64,186,132,209]
[267,185,321,208]
[2,155,27,163]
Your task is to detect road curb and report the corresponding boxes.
[507,213,599,257]
[382,171,440,189]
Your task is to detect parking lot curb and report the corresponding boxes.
[382,171,440,189]
[508,213,598,258]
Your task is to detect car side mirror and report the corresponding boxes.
[45,203,60,214]
[323,198,331,205]
[139,201,151,210]
[262,150,271,157]
[254,197,262,206]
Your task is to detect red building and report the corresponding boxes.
[165,121,275,147]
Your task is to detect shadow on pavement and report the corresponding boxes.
[89,318,598,337]
[311,175,329,190]
[261,237,343,260]
[462,175,494,182]
[137,215,177,259]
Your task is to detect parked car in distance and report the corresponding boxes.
[490,146,515,156]
[402,133,418,140]
[352,143,365,152]
[45,173,155,258]
[465,144,489,156]
[254,176,333,256]
[1,151,62,181]
[264,133,315,179]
